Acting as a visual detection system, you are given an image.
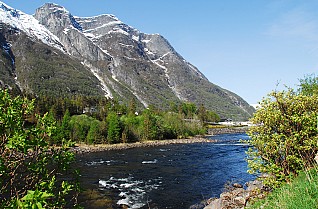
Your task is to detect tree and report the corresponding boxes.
[86,120,100,144]
[0,89,79,208]
[247,87,318,187]
[106,112,121,144]
[141,109,162,141]
[180,102,197,119]
[52,109,71,144]
[197,104,208,124]
[128,98,137,116]
[162,112,187,139]
[69,115,92,142]
[120,114,142,143]
[298,74,318,96]
[207,110,220,122]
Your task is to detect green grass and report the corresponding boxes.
[247,168,318,209]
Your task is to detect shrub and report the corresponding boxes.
[247,89,318,187]
[0,89,79,208]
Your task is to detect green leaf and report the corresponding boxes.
[36,202,43,209]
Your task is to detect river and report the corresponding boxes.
[75,133,254,209]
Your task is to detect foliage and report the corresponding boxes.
[298,74,318,96]
[206,110,221,122]
[27,93,215,144]
[180,102,197,119]
[106,112,121,144]
[69,114,107,144]
[247,87,318,187]
[0,89,79,208]
[120,114,142,143]
[141,109,163,141]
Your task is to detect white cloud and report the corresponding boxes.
[267,7,318,42]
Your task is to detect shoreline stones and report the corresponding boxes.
[71,137,216,154]
[208,127,249,135]
[204,180,267,209]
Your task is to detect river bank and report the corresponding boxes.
[208,126,249,135]
[71,136,215,154]
[203,179,266,209]
[71,127,249,154]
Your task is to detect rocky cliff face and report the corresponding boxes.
[0,23,105,97]
[0,2,254,120]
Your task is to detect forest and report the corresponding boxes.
[29,94,221,145]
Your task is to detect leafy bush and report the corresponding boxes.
[247,88,318,187]
[0,89,79,208]
[69,114,107,144]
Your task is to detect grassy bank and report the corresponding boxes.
[247,168,318,209]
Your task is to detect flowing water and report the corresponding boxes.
[76,133,255,209]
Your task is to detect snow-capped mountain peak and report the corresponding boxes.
[43,3,67,13]
[0,2,255,120]
[0,1,65,52]
[36,3,83,32]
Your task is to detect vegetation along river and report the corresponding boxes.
[75,133,254,209]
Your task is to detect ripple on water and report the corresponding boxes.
[98,176,162,208]
[141,159,158,164]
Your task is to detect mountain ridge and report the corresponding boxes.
[0,2,255,120]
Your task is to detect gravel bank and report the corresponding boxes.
[71,137,216,154]
[208,127,249,135]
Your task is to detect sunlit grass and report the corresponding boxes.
[247,167,318,209]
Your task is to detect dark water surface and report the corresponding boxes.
[76,133,254,209]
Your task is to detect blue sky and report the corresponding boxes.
[3,0,318,104]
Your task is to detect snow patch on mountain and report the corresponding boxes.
[152,54,185,101]
[110,69,148,107]
[141,38,151,44]
[132,92,148,107]
[0,2,65,52]
[77,14,143,44]
[78,14,120,22]
[81,60,113,98]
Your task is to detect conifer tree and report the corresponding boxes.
[106,112,121,144]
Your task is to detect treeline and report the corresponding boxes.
[27,95,220,145]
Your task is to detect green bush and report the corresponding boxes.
[247,88,318,187]
[0,89,79,208]
[69,114,106,144]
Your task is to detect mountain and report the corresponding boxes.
[0,2,254,120]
